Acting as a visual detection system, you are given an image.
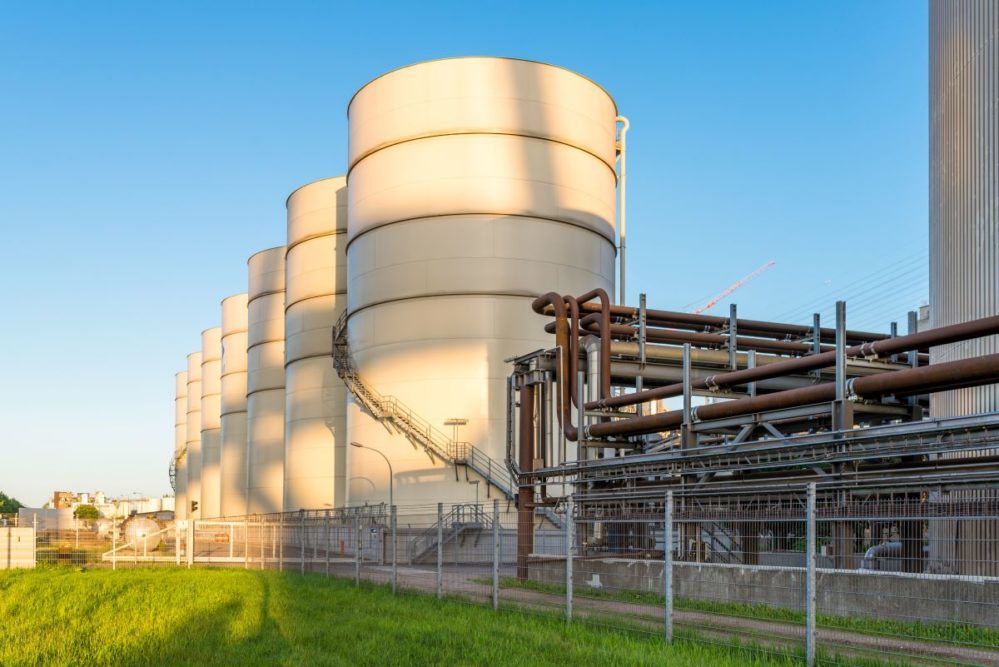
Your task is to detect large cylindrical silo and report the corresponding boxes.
[246,247,286,514]
[930,0,999,417]
[220,293,249,517]
[284,177,348,511]
[345,57,617,507]
[174,371,188,521]
[185,351,203,519]
[200,327,223,519]
[928,0,999,577]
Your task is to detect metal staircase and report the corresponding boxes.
[408,503,491,563]
[332,312,516,500]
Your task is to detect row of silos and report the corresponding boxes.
[171,57,619,515]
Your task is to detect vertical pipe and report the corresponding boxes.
[492,498,500,611]
[436,502,444,599]
[517,382,536,581]
[833,301,848,431]
[616,116,630,305]
[637,293,647,415]
[728,304,738,370]
[391,505,398,594]
[682,344,692,449]
[747,350,757,398]
[565,494,574,624]
[664,490,674,643]
[806,483,817,667]
[812,313,822,381]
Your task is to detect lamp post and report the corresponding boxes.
[350,442,393,510]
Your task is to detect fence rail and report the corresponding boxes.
[16,486,999,666]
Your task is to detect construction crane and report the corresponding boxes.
[694,260,776,314]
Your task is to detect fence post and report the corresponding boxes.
[354,514,361,586]
[33,514,38,568]
[492,498,500,611]
[278,512,285,572]
[806,482,817,667]
[664,490,674,643]
[176,520,181,566]
[436,502,444,600]
[565,494,574,624]
[187,518,195,568]
[391,505,398,594]
[300,514,305,575]
[244,517,249,569]
[325,511,331,577]
[261,517,266,570]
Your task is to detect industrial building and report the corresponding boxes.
[170,44,999,583]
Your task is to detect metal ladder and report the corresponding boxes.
[332,312,516,500]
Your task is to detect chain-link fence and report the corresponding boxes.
[15,486,998,665]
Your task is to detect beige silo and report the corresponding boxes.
[174,371,188,521]
[220,293,249,516]
[185,351,203,519]
[246,247,286,514]
[345,57,617,507]
[200,327,223,519]
[284,177,348,510]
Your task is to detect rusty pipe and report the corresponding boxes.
[574,288,612,399]
[589,314,999,410]
[531,293,578,441]
[587,352,999,438]
[516,379,535,580]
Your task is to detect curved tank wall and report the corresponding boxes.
[246,247,286,514]
[174,371,188,520]
[284,176,348,511]
[200,327,223,519]
[345,57,617,507]
[185,351,203,519]
[220,293,249,517]
[929,0,999,417]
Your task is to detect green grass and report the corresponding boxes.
[490,576,999,648]
[0,568,805,666]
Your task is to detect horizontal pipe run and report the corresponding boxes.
[542,300,891,345]
[587,352,999,438]
[590,313,999,410]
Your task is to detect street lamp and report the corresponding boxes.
[350,442,394,510]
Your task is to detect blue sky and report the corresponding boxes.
[0,1,928,505]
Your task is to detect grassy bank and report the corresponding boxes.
[0,568,800,666]
[490,576,998,647]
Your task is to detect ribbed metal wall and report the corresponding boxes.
[174,371,188,520]
[284,177,348,511]
[929,0,999,417]
[929,0,999,577]
[220,293,249,516]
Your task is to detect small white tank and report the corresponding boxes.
[185,352,203,518]
[246,247,286,514]
[123,517,162,552]
[220,293,249,517]
[284,177,348,511]
[345,58,616,507]
[174,371,188,520]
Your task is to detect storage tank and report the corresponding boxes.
[246,247,286,514]
[930,0,999,417]
[200,327,223,519]
[185,351,203,519]
[928,0,999,578]
[220,293,249,516]
[174,371,188,520]
[345,57,617,507]
[284,177,348,510]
